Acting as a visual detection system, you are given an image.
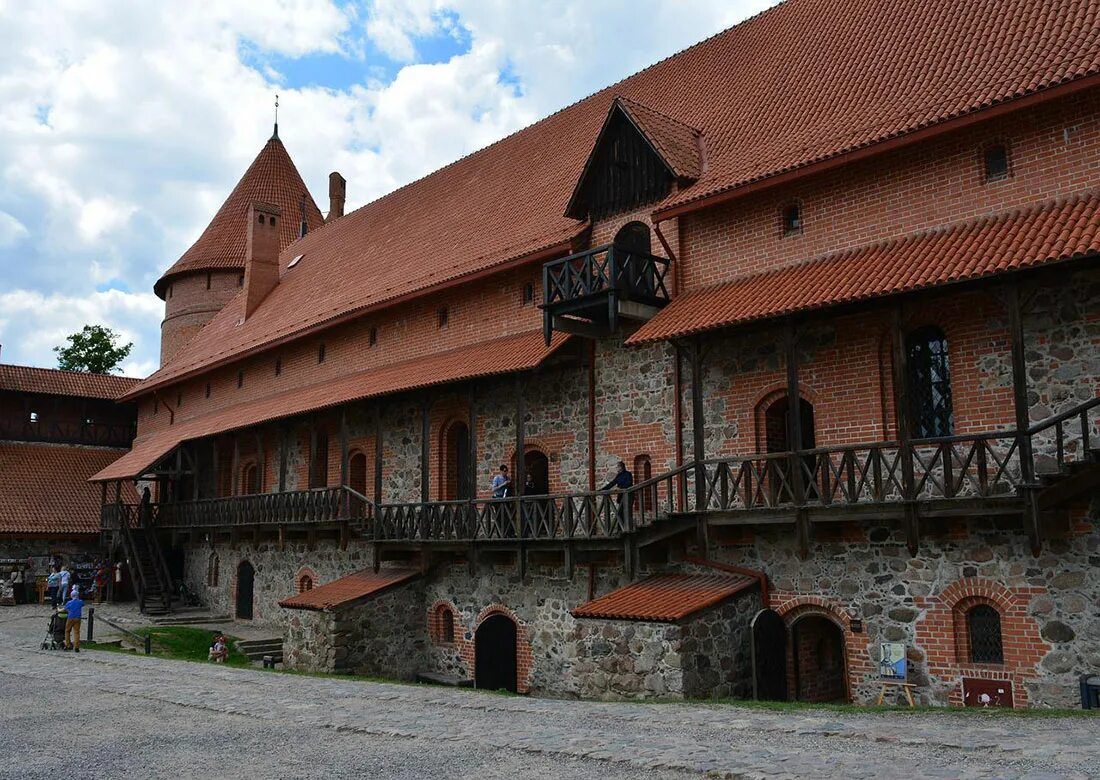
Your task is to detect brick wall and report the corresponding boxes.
[160,269,243,366]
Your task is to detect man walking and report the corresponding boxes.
[491,464,512,498]
[63,588,84,652]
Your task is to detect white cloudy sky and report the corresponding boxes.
[0,0,777,377]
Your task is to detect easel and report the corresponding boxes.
[876,679,917,707]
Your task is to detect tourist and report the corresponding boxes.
[63,589,84,652]
[602,461,634,492]
[93,561,109,604]
[58,565,71,607]
[46,566,60,608]
[491,464,512,498]
[209,632,229,663]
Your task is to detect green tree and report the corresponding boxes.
[54,324,133,374]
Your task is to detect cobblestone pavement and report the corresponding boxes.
[1,608,1097,779]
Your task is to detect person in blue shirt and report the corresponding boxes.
[602,461,634,491]
[46,567,60,608]
[490,465,512,498]
[63,591,84,652]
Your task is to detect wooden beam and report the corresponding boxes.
[588,341,596,491]
[468,383,478,500]
[278,424,288,493]
[308,417,318,490]
[617,300,662,321]
[890,305,919,555]
[255,431,265,493]
[339,408,349,488]
[550,315,607,340]
[690,338,706,511]
[374,406,384,505]
[421,395,431,503]
[231,436,240,498]
[515,373,526,543]
[211,437,220,497]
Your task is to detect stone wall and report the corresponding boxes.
[710,508,1100,709]
[568,588,761,701]
[283,579,426,677]
[181,538,374,627]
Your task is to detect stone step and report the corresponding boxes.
[153,613,231,626]
[416,671,474,688]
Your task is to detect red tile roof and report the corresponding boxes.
[153,136,324,298]
[0,442,135,536]
[572,571,759,622]
[617,97,702,180]
[94,330,570,481]
[0,364,140,400]
[127,0,1100,397]
[279,567,419,611]
[628,192,1100,345]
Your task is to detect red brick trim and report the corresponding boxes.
[295,566,318,594]
[428,599,458,646]
[773,594,868,703]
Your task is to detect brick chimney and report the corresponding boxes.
[244,201,282,319]
[328,171,346,222]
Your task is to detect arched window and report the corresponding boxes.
[613,221,652,255]
[967,604,1004,664]
[298,574,314,593]
[906,326,954,438]
[207,554,219,587]
[240,462,259,495]
[433,603,456,644]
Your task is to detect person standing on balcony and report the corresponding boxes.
[602,461,634,529]
[491,465,512,498]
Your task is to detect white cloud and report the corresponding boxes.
[0,211,29,248]
[0,0,778,374]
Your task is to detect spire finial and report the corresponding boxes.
[271,93,280,140]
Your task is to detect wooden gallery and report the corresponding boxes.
[93,0,1099,708]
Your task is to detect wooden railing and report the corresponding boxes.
[104,399,1098,541]
[543,244,671,309]
[2,418,135,447]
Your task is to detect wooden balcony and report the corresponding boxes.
[542,244,671,343]
[103,399,1098,558]
[1,417,135,448]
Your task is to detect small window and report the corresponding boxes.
[238,275,244,287]
[205,383,211,399]
[237,371,244,389]
[318,343,326,363]
[782,203,802,236]
[274,358,282,377]
[522,283,534,305]
[270,216,277,226]
[29,411,39,423]
[205,272,211,290]
[298,574,314,593]
[176,391,182,407]
[433,604,456,644]
[168,284,173,299]
[369,327,378,347]
[438,307,449,329]
[967,604,1004,664]
[983,143,1010,181]
[906,325,954,438]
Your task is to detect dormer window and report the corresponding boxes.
[782,203,802,236]
[983,142,1010,182]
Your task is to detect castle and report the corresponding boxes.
[94,0,1099,707]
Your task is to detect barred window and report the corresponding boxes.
[967,604,1004,664]
[906,326,954,438]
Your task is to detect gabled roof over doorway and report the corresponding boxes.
[564,96,703,220]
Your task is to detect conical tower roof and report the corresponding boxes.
[154,133,324,299]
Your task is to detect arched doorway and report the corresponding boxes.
[613,221,652,254]
[524,450,549,495]
[612,221,654,296]
[236,561,255,620]
[475,613,518,692]
[442,421,471,500]
[762,395,817,502]
[791,614,847,703]
[751,609,788,701]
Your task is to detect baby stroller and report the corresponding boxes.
[41,608,67,650]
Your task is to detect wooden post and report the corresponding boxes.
[890,305,919,555]
[786,323,810,559]
[231,436,240,498]
[308,417,318,490]
[420,395,431,503]
[689,339,709,557]
[374,406,384,505]
[587,341,597,491]
[469,382,479,501]
[515,373,526,571]
[278,424,288,493]
[211,437,220,497]
[1007,282,1040,554]
[340,408,349,487]
[255,431,265,493]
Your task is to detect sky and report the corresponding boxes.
[0,0,778,377]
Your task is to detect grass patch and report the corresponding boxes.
[86,626,250,668]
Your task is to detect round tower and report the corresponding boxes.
[155,128,325,366]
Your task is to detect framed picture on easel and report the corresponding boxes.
[879,642,907,680]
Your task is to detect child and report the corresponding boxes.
[209,633,228,663]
